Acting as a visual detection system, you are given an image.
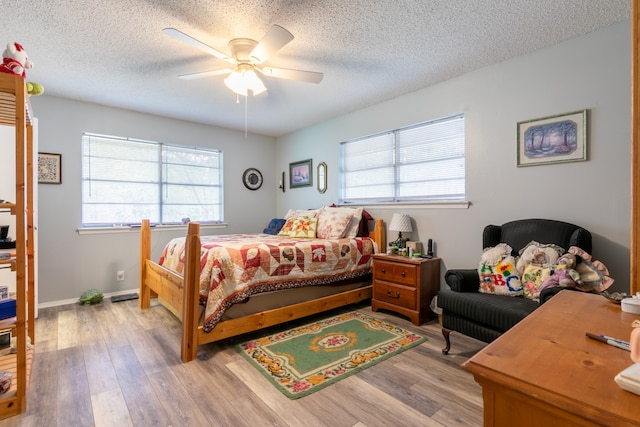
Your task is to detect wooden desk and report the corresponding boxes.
[462,291,640,426]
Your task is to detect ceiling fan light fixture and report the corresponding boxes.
[244,69,267,95]
[224,64,267,97]
[165,25,324,101]
[224,70,248,96]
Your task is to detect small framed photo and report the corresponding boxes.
[38,152,62,184]
[0,287,7,301]
[289,159,313,188]
[517,109,587,167]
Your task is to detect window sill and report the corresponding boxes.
[76,223,228,235]
[341,201,470,210]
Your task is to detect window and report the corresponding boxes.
[82,133,223,227]
[339,114,465,204]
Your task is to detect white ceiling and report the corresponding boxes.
[1,0,631,137]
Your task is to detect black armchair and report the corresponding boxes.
[437,219,592,354]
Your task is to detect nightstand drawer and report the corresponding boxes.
[373,280,417,309]
[373,259,417,286]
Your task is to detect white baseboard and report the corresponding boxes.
[38,288,139,309]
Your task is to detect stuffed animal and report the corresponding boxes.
[26,81,44,96]
[79,289,103,305]
[0,42,33,78]
[538,253,581,293]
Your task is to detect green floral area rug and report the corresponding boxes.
[235,311,426,399]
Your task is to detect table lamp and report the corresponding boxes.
[389,213,413,248]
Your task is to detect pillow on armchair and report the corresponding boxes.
[516,241,565,276]
[477,243,522,296]
[521,263,552,300]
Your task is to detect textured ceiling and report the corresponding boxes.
[0,0,631,136]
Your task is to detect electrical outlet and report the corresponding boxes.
[116,271,125,281]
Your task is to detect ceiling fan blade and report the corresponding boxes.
[249,25,294,64]
[178,68,232,80]
[259,66,324,84]
[163,28,234,63]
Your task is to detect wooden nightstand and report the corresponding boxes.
[371,254,440,325]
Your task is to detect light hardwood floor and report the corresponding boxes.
[0,299,485,427]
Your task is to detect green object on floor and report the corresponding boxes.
[236,311,426,399]
[79,289,103,306]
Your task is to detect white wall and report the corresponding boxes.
[30,97,277,304]
[276,22,631,294]
[30,21,632,305]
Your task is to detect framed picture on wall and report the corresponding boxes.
[517,109,587,167]
[38,152,62,184]
[289,159,313,188]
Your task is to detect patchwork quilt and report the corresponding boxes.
[159,233,376,332]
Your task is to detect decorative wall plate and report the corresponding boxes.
[242,168,263,190]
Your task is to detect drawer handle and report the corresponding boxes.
[387,290,400,299]
[401,271,406,277]
[381,268,386,274]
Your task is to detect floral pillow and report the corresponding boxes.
[288,217,318,238]
[325,205,368,238]
[316,207,355,239]
[521,263,552,300]
[277,217,298,236]
[339,207,364,238]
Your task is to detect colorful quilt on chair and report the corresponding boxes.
[159,234,376,332]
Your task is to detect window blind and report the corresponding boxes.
[339,114,465,204]
[82,133,223,227]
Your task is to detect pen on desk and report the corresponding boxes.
[600,334,628,345]
[586,332,630,351]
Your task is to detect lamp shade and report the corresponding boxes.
[224,70,248,96]
[389,214,413,233]
[224,64,267,96]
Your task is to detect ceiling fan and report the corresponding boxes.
[163,25,324,96]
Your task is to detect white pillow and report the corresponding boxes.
[516,241,564,276]
[284,208,320,219]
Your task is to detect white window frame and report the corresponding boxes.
[339,114,465,205]
[81,133,223,227]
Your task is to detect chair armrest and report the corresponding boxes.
[445,269,480,293]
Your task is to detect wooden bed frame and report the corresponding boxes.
[139,218,385,362]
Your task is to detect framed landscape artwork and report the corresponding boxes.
[289,159,313,188]
[38,152,62,184]
[517,109,587,167]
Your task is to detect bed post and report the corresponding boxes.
[181,221,201,362]
[371,219,385,251]
[139,219,151,309]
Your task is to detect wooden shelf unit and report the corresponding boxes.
[0,73,35,419]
